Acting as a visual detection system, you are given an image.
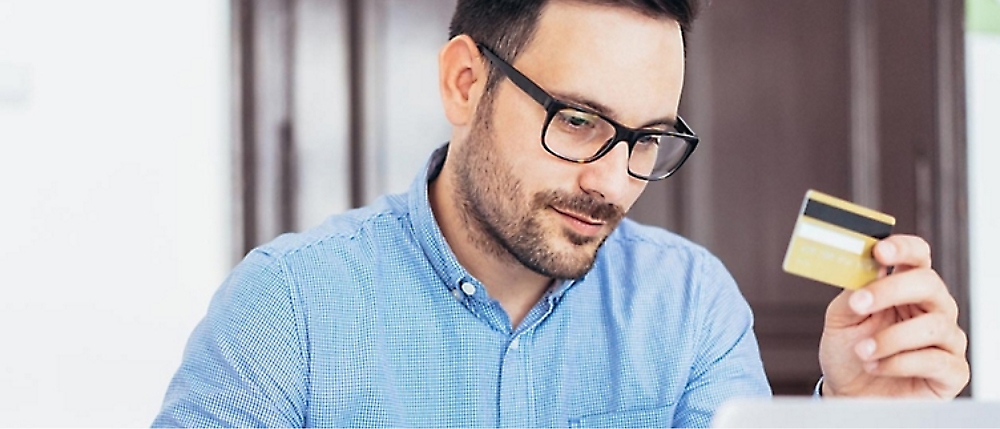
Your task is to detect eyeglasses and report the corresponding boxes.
[477,43,699,181]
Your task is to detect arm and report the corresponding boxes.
[152,250,309,428]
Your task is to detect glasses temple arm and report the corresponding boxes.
[477,44,554,109]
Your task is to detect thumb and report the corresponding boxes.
[826,288,873,328]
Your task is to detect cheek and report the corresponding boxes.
[621,181,648,212]
[491,91,549,157]
[491,108,567,183]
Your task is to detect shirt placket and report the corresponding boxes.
[498,293,560,428]
[451,277,568,428]
[498,329,530,428]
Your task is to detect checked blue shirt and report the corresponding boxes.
[153,146,771,428]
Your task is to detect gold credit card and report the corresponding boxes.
[782,190,896,290]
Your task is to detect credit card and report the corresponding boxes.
[782,190,896,290]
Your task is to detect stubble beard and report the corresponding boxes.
[450,96,626,280]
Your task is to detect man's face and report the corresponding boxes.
[451,0,686,279]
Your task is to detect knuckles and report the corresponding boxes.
[874,268,957,318]
[896,234,933,259]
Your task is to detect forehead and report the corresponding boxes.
[512,0,686,126]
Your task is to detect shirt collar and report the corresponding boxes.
[408,144,584,300]
[408,145,471,294]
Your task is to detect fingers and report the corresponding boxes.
[827,235,937,326]
[823,234,970,399]
[861,348,970,398]
[854,313,968,362]
[824,289,863,327]
[848,268,959,321]
[874,235,932,270]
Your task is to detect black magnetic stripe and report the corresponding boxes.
[803,199,893,239]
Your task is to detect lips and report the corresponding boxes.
[531,190,625,239]
[551,206,606,237]
[551,206,604,226]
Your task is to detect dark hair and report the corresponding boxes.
[449,0,698,91]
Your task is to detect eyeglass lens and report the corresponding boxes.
[544,107,690,179]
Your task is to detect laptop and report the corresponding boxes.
[711,397,1000,428]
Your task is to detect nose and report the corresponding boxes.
[578,141,631,203]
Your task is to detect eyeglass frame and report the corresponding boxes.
[476,43,700,181]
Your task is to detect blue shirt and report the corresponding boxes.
[153,147,771,428]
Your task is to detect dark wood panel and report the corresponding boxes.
[631,0,968,395]
[876,0,936,239]
[678,0,852,308]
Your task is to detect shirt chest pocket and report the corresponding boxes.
[567,403,677,428]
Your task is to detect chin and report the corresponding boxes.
[542,231,605,277]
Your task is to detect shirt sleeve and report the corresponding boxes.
[672,254,773,428]
[152,249,309,428]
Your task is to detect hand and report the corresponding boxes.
[818,235,969,398]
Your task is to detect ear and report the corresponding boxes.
[439,35,488,127]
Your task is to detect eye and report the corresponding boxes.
[554,110,598,131]
[636,135,662,147]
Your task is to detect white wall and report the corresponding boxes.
[368,0,456,197]
[0,1,229,426]
[968,32,1000,401]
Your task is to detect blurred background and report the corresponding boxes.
[0,0,997,426]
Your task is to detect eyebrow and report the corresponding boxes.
[551,91,678,129]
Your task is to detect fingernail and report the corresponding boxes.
[850,289,874,314]
[863,360,878,373]
[855,338,876,359]
[878,241,896,260]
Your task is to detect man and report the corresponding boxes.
[154,0,970,427]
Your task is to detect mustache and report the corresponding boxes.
[532,190,625,223]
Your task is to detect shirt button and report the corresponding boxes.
[509,337,520,350]
[460,282,476,296]
[451,288,463,300]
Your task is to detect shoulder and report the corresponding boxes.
[254,193,411,260]
[218,192,415,303]
[209,193,417,328]
[593,218,743,312]
[601,218,726,274]
[606,218,700,248]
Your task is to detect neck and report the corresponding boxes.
[429,156,552,328]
